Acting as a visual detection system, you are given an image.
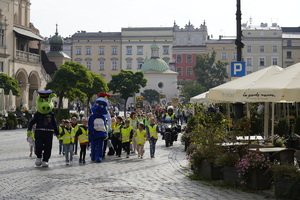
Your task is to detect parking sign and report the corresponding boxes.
[231,61,245,77]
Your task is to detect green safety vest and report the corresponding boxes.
[62,127,75,144]
[78,126,88,144]
[121,126,133,143]
[135,129,146,145]
[148,125,158,139]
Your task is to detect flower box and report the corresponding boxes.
[223,166,238,184]
[247,168,272,190]
[195,160,223,180]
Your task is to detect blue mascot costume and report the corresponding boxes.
[88,92,111,163]
[27,90,59,167]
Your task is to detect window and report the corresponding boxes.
[247,45,251,53]
[177,67,182,76]
[259,58,265,66]
[273,45,277,53]
[287,51,292,58]
[0,61,3,72]
[158,82,164,89]
[137,46,143,55]
[272,57,278,65]
[99,47,104,55]
[76,47,81,55]
[176,55,182,63]
[246,58,252,66]
[126,60,132,69]
[260,45,264,53]
[232,52,237,60]
[0,29,4,46]
[221,52,227,60]
[126,46,132,55]
[287,40,292,46]
[186,55,192,63]
[187,67,192,76]
[112,61,117,70]
[86,61,91,70]
[99,61,104,71]
[163,46,169,55]
[86,47,91,55]
[137,60,143,69]
[112,47,117,55]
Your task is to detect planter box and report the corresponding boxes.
[275,176,300,200]
[247,168,272,190]
[223,166,238,184]
[195,160,223,180]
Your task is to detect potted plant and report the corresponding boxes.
[272,164,300,200]
[236,152,273,190]
[5,112,17,129]
[0,116,6,129]
[215,152,240,183]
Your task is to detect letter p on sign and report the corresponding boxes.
[231,61,245,77]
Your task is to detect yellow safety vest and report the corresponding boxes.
[135,129,146,145]
[113,124,122,135]
[165,113,175,120]
[121,126,133,143]
[58,126,64,140]
[148,125,158,139]
[62,127,75,144]
[72,124,79,132]
[78,126,88,144]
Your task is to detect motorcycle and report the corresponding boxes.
[161,121,181,147]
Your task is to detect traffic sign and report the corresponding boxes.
[231,61,246,77]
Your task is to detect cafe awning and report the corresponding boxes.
[13,26,43,41]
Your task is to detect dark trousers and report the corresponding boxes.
[149,138,157,156]
[122,142,130,156]
[79,144,87,161]
[35,131,53,162]
[112,137,122,156]
[74,139,78,154]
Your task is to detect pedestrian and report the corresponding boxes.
[121,119,134,158]
[112,116,123,157]
[26,124,35,157]
[146,117,160,158]
[61,119,75,165]
[76,118,88,164]
[58,120,65,155]
[71,117,79,155]
[114,106,119,117]
[134,123,147,159]
[129,111,138,153]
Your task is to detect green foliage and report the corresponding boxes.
[46,61,93,108]
[0,73,20,96]
[108,70,147,116]
[179,80,205,104]
[294,116,300,134]
[275,118,289,137]
[6,112,17,127]
[141,89,159,106]
[0,116,6,128]
[193,51,228,90]
[214,152,240,167]
[53,108,71,123]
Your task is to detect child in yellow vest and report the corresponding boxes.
[75,118,88,164]
[146,117,160,158]
[134,123,147,159]
[58,120,65,155]
[121,119,133,158]
[60,120,75,165]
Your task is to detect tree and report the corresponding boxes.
[141,89,160,106]
[108,70,147,117]
[194,51,228,90]
[81,72,108,115]
[46,61,93,108]
[179,80,206,104]
[0,73,20,96]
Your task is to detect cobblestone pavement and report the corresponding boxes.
[0,129,274,200]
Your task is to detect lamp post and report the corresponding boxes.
[235,0,244,61]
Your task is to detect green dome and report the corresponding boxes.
[49,33,63,45]
[141,58,169,72]
[151,43,159,49]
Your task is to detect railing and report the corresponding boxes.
[16,50,40,63]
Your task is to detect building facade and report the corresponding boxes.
[0,0,50,110]
[282,27,300,68]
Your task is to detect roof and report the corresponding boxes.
[282,27,300,33]
[144,69,178,75]
[13,26,43,41]
[141,58,170,72]
[49,33,63,44]
[72,32,121,39]
[121,27,173,31]
[47,51,71,59]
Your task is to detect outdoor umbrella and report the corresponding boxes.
[190,91,210,104]
[7,90,14,111]
[0,88,5,112]
[31,90,37,111]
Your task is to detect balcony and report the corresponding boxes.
[16,50,40,63]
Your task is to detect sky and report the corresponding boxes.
[30,0,300,38]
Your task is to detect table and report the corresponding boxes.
[249,147,287,153]
[218,142,248,147]
[236,136,264,141]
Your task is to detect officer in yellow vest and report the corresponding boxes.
[121,119,133,158]
[146,117,160,158]
[61,120,75,165]
[75,118,88,164]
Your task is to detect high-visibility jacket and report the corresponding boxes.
[72,124,79,132]
[135,129,147,145]
[148,125,158,139]
[78,126,88,144]
[165,113,175,120]
[58,126,64,140]
[121,126,133,143]
[113,124,122,137]
[62,127,75,144]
